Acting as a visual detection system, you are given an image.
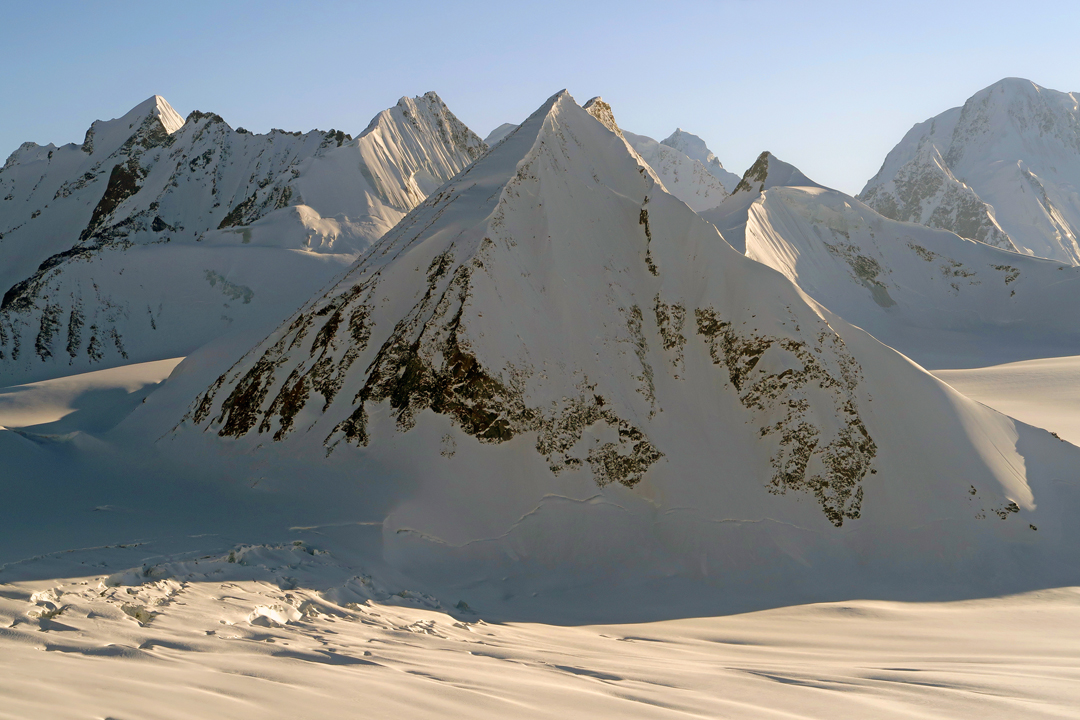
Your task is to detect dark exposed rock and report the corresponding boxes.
[695,306,876,526]
[732,151,771,194]
[82,161,143,242]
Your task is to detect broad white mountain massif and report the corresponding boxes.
[0,93,485,385]
[861,78,1080,265]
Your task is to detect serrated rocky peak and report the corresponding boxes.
[583,96,624,138]
[699,152,824,252]
[861,78,1080,263]
[731,151,822,196]
[174,88,1061,591]
[356,91,487,210]
[0,92,486,385]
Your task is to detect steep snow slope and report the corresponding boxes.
[171,91,1080,601]
[0,93,485,384]
[699,151,824,253]
[662,127,742,190]
[861,78,1080,263]
[722,157,1080,367]
[935,356,1080,444]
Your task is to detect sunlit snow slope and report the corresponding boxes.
[0,93,485,385]
[487,102,739,213]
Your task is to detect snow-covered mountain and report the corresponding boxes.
[486,103,738,213]
[621,129,730,212]
[0,93,485,384]
[707,153,1080,364]
[661,127,742,190]
[172,90,1078,598]
[483,122,518,147]
[700,151,824,252]
[706,152,1080,368]
[860,78,1080,263]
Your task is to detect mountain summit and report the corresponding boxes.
[861,78,1080,263]
[661,128,741,189]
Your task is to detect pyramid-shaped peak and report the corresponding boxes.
[80,94,185,154]
[190,87,666,456]
[127,95,185,134]
[358,90,487,168]
[583,96,624,138]
[731,151,823,195]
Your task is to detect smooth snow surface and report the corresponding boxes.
[0,356,182,431]
[483,122,518,147]
[934,356,1080,445]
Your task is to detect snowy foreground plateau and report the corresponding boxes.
[4,79,1080,718]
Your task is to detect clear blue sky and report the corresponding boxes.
[4,0,1079,195]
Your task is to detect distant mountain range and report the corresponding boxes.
[0,93,485,384]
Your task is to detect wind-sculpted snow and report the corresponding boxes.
[0,93,485,385]
[699,151,823,253]
[862,78,1080,263]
